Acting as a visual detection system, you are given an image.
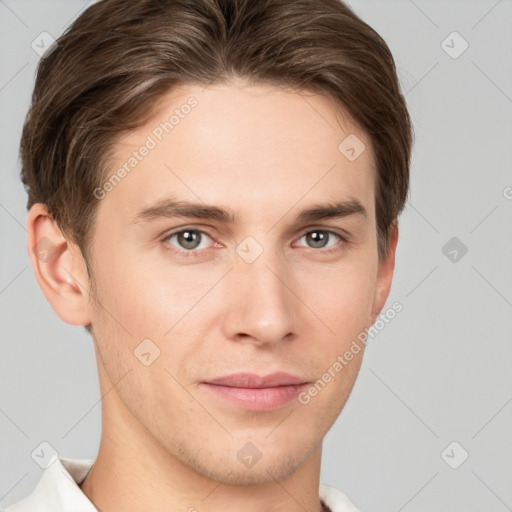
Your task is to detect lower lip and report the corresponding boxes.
[201,383,309,411]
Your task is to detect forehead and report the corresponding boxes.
[98,81,376,226]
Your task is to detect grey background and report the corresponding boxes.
[1,1,511,510]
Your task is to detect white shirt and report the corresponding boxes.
[2,458,361,512]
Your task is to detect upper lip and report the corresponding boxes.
[204,372,308,388]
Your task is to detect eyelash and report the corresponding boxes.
[161,227,348,258]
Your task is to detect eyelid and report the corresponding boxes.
[161,227,217,257]
[293,227,347,251]
[296,225,349,240]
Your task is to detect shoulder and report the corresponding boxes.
[1,458,95,512]
[319,482,363,512]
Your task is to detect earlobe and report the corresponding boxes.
[370,222,399,325]
[27,203,92,326]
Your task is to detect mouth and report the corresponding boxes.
[200,372,310,411]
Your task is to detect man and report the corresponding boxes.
[4,0,413,510]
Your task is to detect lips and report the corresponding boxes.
[204,371,308,388]
[201,372,310,411]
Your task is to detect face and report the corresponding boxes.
[84,80,391,484]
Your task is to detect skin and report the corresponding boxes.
[27,80,398,512]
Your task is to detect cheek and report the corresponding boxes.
[302,260,376,342]
[93,252,212,340]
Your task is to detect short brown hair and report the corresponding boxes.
[20,0,413,267]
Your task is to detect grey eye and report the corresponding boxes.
[166,229,212,251]
[299,230,341,249]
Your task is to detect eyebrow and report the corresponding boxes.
[130,196,368,226]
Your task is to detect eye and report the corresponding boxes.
[163,228,214,255]
[161,226,347,259]
[295,229,344,251]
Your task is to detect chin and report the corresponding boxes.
[209,457,303,486]
[181,441,313,486]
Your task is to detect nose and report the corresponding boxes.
[220,250,296,347]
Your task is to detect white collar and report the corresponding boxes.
[3,457,361,512]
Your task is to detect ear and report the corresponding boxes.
[370,221,399,325]
[26,203,92,326]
